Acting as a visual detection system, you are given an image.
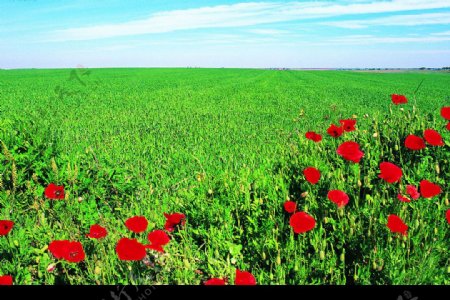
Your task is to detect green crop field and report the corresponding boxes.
[0,68,449,285]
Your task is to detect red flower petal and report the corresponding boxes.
[305,131,322,142]
[204,278,226,285]
[446,122,450,131]
[327,190,349,207]
[397,194,411,203]
[387,214,408,235]
[48,240,70,260]
[378,162,403,184]
[420,180,442,198]
[147,230,170,248]
[303,167,321,184]
[0,275,13,285]
[164,213,186,232]
[86,224,108,239]
[406,185,420,200]
[283,201,297,214]
[391,94,408,105]
[289,212,316,234]
[235,270,256,285]
[404,135,426,150]
[423,129,444,146]
[125,216,148,233]
[44,183,65,200]
[441,106,450,120]
[327,124,344,138]
[116,238,147,261]
[0,220,14,236]
[446,209,450,225]
[336,141,364,163]
[339,119,356,132]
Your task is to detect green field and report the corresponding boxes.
[0,68,449,285]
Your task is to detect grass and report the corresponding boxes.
[0,68,449,285]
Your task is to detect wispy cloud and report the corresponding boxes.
[325,12,450,28]
[47,0,450,41]
[329,34,450,45]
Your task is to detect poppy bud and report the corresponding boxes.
[13,240,19,247]
[78,197,83,202]
[357,180,362,187]
[377,265,383,271]
[388,236,393,243]
[338,209,344,217]
[349,228,354,236]
[262,252,266,260]
[394,144,399,151]
[47,264,56,272]
[435,164,440,174]
[352,114,357,119]
[301,192,308,198]
[400,107,404,112]
[373,132,378,138]
[445,199,449,206]
[447,266,450,274]
[184,259,191,269]
[434,227,438,235]
[95,266,101,275]
[415,219,420,228]
[323,217,328,224]
[276,254,281,265]
[372,261,377,270]
[340,252,345,262]
[319,251,325,260]
[294,263,299,272]
[230,258,236,265]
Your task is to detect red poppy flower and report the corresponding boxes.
[0,275,13,285]
[423,129,444,146]
[284,201,296,213]
[0,220,14,236]
[387,214,408,235]
[146,230,170,253]
[303,167,321,184]
[289,212,316,234]
[65,241,86,263]
[397,194,411,203]
[48,240,85,263]
[327,190,349,207]
[339,119,356,132]
[378,162,403,183]
[204,278,226,285]
[235,270,256,285]
[305,131,322,142]
[391,94,408,105]
[446,122,450,131]
[404,135,426,150]
[406,185,420,200]
[44,183,65,200]
[86,224,108,239]
[164,213,186,232]
[336,141,364,163]
[116,238,147,261]
[327,124,344,138]
[125,216,148,233]
[446,209,450,225]
[441,106,450,120]
[420,180,442,198]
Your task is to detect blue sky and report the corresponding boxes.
[1,0,450,68]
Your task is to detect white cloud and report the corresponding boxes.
[329,34,450,45]
[325,12,450,28]
[47,0,450,41]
